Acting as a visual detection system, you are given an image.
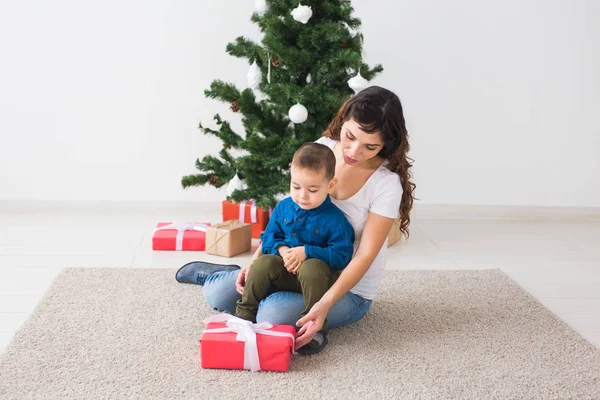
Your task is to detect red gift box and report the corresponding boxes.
[200,320,296,372]
[222,200,270,239]
[152,222,210,251]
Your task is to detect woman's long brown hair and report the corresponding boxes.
[324,86,416,238]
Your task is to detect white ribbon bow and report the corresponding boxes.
[202,313,295,372]
[239,200,258,224]
[153,222,207,251]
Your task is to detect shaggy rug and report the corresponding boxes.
[1,268,599,399]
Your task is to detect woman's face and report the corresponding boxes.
[339,118,384,165]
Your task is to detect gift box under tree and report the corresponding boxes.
[205,220,252,257]
[152,222,210,251]
[387,216,403,247]
[222,200,270,239]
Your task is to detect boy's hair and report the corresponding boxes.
[291,143,336,181]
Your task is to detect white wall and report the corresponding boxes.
[0,0,598,207]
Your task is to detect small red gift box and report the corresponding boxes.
[222,200,270,239]
[152,222,210,251]
[200,317,296,372]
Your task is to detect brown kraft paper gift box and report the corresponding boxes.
[387,215,402,247]
[205,220,252,257]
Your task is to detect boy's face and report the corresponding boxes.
[290,165,336,210]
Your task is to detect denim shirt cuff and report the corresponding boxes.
[272,241,290,254]
[304,244,312,259]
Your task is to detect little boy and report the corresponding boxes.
[235,143,355,344]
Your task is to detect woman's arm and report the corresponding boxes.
[295,212,395,348]
[251,243,263,260]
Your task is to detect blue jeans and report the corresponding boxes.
[203,270,372,329]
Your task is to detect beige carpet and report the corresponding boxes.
[1,269,599,399]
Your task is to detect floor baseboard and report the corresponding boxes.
[1,200,599,222]
[412,204,600,222]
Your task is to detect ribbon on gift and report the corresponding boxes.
[238,200,258,224]
[202,313,296,372]
[153,222,208,251]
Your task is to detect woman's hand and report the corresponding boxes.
[237,244,263,295]
[295,299,329,349]
[235,262,251,295]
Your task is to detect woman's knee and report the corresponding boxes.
[256,291,305,326]
[326,294,373,329]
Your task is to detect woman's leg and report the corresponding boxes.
[256,289,373,329]
[256,291,305,325]
[176,261,240,285]
[202,270,241,313]
[326,292,373,329]
[202,267,373,329]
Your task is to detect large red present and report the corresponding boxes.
[200,314,296,372]
[152,222,210,251]
[222,200,270,239]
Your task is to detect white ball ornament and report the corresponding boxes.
[247,60,261,89]
[288,103,308,124]
[348,72,369,94]
[343,22,358,38]
[255,0,268,16]
[226,174,247,197]
[291,3,312,24]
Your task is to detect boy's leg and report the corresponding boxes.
[235,254,299,322]
[295,259,340,327]
[294,259,340,355]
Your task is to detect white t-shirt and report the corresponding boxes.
[316,137,403,299]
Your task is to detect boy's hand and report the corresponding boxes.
[277,245,291,262]
[285,246,306,274]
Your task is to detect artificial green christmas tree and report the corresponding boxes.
[181,0,382,208]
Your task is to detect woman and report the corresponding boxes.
[177,86,415,353]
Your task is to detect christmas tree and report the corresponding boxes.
[181,0,382,208]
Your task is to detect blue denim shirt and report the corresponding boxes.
[260,196,355,271]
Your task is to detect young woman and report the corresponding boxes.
[177,86,416,353]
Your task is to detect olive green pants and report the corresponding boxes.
[235,254,340,327]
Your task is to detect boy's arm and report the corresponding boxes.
[304,218,354,270]
[260,202,291,255]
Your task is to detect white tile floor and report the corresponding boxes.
[1,201,599,354]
